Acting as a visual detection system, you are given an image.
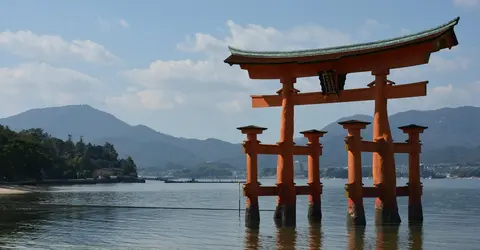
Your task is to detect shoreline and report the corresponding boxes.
[1,178,146,187]
[0,178,146,195]
[0,185,35,195]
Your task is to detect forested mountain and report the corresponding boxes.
[1,105,480,171]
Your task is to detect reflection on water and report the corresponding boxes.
[0,193,51,248]
[348,225,366,250]
[244,224,322,250]
[0,205,47,244]
[244,222,422,250]
[0,179,478,249]
[244,227,260,250]
[375,225,400,249]
[276,226,297,250]
[308,222,323,250]
[346,223,423,250]
[408,224,423,250]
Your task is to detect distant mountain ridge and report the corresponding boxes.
[1,104,480,169]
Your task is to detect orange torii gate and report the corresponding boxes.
[226,17,460,227]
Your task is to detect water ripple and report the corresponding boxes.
[0,179,478,249]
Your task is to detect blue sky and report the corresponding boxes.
[0,0,478,143]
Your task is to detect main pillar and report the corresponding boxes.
[399,124,427,223]
[237,125,267,228]
[274,77,297,227]
[339,120,369,225]
[371,69,401,225]
[300,129,327,223]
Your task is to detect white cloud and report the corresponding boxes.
[106,89,184,111]
[0,30,120,64]
[0,17,472,142]
[115,20,355,113]
[454,0,480,8]
[389,81,480,113]
[114,18,472,118]
[0,62,104,116]
[177,20,353,56]
[430,55,469,72]
[119,19,130,28]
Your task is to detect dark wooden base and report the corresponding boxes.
[274,204,296,227]
[408,203,424,223]
[245,203,260,228]
[374,201,402,225]
[308,202,322,222]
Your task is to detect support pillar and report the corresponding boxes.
[399,124,427,223]
[371,69,401,225]
[300,129,327,223]
[237,125,267,228]
[274,77,297,227]
[339,120,370,225]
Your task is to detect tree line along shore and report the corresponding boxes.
[0,125,140,185]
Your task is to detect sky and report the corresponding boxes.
[0,0,479,143]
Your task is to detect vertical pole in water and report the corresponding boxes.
[399,124,427,223]
[237,125,265,227]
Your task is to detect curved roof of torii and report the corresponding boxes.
[224,17,460,79]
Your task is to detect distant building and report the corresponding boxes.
[93,168,122,179]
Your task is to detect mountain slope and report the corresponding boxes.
[1,105,480,169]
[0,105,240,167]
[295,106,480,166]
[0,105,156,142]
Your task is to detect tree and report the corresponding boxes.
[120,156,138,177]
[75,136,86,156]
[0,125,139,181]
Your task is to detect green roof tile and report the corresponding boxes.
[227,17,459,58]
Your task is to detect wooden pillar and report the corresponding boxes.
[371,69,401,225]
[399,124,427,223]
[274,77,297,227]
[300,129,327,222]
[339,120,369,225]
[237,125,267,228]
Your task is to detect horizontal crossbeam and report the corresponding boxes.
[243,185,319,197]
[346,141,417,154]
[251,81,428,108]
[345,186,411,198]
[243,144,315,155]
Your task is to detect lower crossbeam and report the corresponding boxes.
[243,185,321,197]
[345,186,411,198]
